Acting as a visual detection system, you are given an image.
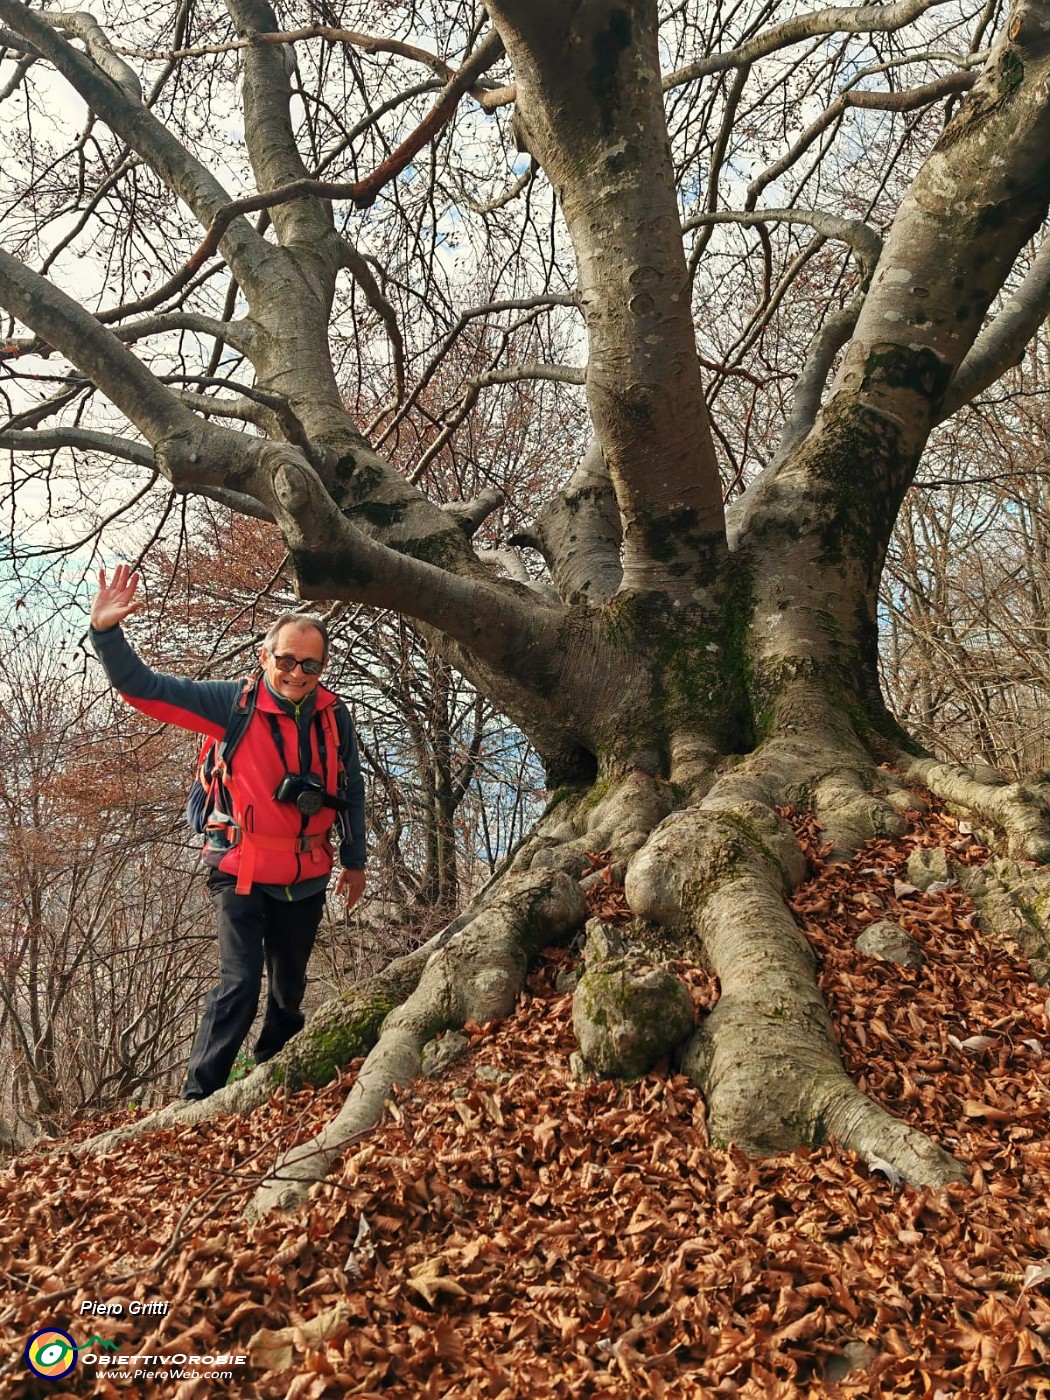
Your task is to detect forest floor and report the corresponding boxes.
[1,803,1049,1399]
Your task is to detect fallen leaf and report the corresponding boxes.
[948,1034,995,1053]
[962,1100,1014,1123]
[405,1258,470,1307]
[247,1303,352,1371]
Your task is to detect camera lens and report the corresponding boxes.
[295,789,324,816]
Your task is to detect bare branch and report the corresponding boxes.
[117,312,252,353]
[746,71,976,209]
[774,296,864,463]
[0,313,249,365]
[193,485,277,521]
[0,51,35,102]
[476,547,559,599]
[475,364,585,389]
[664,0,959,88]
[442,487,504,538]
[266,458,568,678]
[708,235,828,405]
[38,8,143,102]
[684,208,883,275]
[1,384,89,433]
[0,248,306,534]
[172,390,282,434]
[687,61,751,277]
[941,236,1050,418]
[741,9,1050,547]
[476,546,531,584]
[162,373,317,453]
[87,254,237,330]
[0,250,569,694]
[0,428,152,467]
[464,164,534,215]
[337,240,405,403]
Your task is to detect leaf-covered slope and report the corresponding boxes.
[2,808,1050,1398]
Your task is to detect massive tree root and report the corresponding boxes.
[247,868,586,1218]
[627,794,963,1187]
[903,756,1050,862]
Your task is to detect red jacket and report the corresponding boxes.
[208,680,344,891]
[90,625,367,891]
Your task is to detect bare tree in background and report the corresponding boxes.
[3,0,1050,1205]
[884,322,1050,775]
[0,630,212,1136]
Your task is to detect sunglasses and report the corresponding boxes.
[271,653,325,676]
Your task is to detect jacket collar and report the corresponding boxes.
[256,675,337,716]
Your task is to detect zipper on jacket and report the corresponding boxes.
[276,695,315,898]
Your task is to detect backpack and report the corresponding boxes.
[186,675,258,835]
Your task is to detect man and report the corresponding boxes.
[90,563,366,1099]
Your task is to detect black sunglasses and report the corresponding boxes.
[271,653,325,676]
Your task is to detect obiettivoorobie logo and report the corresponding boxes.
[23,1324,247,1382]
[24,1329,78,1380]
[23,1330,117,1380]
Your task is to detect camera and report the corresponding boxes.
[274,773,331,816]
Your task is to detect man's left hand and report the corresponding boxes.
[335,867,366,910]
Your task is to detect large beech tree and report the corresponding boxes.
[3,0,1050,1210]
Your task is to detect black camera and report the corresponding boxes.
[274,772,346,817]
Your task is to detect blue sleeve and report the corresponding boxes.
[90,625,241,739]
[336,708,367,869]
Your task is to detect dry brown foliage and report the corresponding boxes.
[2,805,1050,1398]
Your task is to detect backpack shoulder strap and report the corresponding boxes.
[328,694,351,734]
[188,675,260,835]
[314,697,346,793]
[216,674,259,769]
[331,696,353,767]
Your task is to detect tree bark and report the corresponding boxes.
[487,0,727,599]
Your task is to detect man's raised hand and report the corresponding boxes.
[90,563,144,631]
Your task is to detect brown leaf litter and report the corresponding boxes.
[2,803,1050,1398]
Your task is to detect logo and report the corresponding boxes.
[22,1327,245,1382]
[24,1329,78,1380]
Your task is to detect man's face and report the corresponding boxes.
[260,623,327,703]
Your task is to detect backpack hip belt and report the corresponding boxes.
[234,830,329,895]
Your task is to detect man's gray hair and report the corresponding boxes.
[263,612,330,659]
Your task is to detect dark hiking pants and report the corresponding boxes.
[182,877,325,1099]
